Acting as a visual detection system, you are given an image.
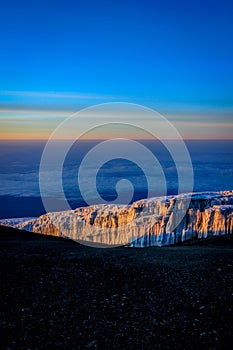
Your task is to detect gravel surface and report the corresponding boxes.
[0,225,233,349]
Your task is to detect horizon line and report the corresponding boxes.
[1,138,233,142]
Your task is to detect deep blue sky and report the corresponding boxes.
[0,0,233,138]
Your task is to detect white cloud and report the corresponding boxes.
[0,90,120,100]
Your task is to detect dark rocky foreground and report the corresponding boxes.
[0,226,233,350]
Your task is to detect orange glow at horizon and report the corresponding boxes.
[1,109,233,140]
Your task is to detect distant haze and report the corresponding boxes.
[0,139,232,218]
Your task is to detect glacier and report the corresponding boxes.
[2,191,233,247]
[0,217,37,227]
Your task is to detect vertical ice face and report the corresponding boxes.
[15,191,233,247]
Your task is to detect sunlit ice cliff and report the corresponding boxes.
[5,191,233,247]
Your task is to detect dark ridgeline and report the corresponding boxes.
[0,225,233,349]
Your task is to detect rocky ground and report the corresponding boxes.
[0,225,233,349]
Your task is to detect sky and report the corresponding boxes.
[0,0,233,139]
